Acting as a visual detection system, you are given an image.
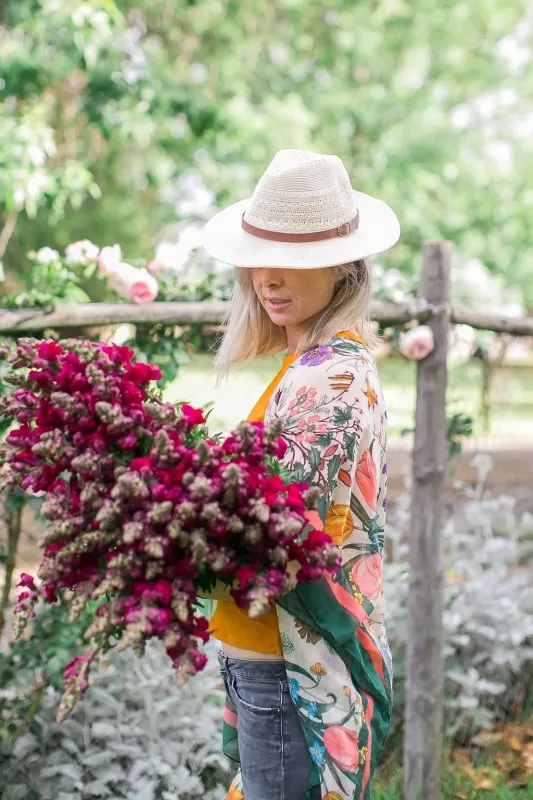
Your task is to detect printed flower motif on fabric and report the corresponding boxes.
[301,345,335,366]
[282,653,365,792]
[224,335,392,800]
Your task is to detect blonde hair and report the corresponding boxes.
[214,260,376,378]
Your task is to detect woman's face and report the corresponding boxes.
[250,267,337,332]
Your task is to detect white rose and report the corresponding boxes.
[98,244,122,275]
[399,325,435,360]
[35,247,60,265]
[65,239,99,265]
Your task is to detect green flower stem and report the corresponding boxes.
[0,493,24,640]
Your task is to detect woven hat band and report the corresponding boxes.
[241,210,360,243]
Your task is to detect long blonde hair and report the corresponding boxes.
[214,260,376,378]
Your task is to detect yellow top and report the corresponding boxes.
[209,331,364,654]
[209,350,297,654]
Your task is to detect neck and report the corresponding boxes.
[285,324,306,354]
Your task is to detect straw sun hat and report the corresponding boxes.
[202,149,400,269]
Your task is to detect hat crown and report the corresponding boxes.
[243,149,358,235]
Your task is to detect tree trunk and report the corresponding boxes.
[404,241,452,799]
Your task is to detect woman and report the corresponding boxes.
[202,149,400,800]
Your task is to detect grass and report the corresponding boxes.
[165,353,533,440]
[373,751,533,799]
[373,770,533,799]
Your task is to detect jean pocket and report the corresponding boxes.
[230,676,282,714]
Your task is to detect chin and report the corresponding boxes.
[266,311,293,327]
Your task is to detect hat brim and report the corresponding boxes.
[202,190,400,269]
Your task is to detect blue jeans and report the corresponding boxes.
[219,654,321,800]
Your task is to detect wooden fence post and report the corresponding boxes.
[404,241,452,799]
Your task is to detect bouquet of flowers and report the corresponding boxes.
[0,338,339,722]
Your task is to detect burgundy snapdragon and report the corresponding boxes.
[0,337,340,721]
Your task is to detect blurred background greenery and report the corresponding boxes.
[1,0,532,305]
[2,0,532,440]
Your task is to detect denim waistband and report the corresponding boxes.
[218,651,287,681]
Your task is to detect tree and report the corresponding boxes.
[1,0,532,307]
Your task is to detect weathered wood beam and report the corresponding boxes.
[404,242,451,800]
[0,299,532,336]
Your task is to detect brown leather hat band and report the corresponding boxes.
[241,210,359,242]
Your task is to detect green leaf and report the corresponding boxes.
[318,493,330,522]
[308,447,321,471]
[287,463,306,483]
[280,632,295,655]
[345,433,356,462]
[327,454,341,486]
[332,406,354,426]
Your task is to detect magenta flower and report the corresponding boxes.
[63,654,90,683]
[128,362,162,385]
[17,573,37,590]
[180,403,206,426]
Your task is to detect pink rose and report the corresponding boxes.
[400,325,434,360]
[106,262,159,304]
[146,258,165,274]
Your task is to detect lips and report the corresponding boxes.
[265,297,292,313]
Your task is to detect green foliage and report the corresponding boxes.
[446,412,475,459]
[0,599,90,782]
[0,250,95,309]
[1,0,532,306]
[401,411,474,462]
[5,598,94,690]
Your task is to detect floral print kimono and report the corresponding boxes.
[224,331,393,800]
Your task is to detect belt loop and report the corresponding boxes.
[217,650,228,668]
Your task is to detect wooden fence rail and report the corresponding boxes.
[1,299,532,336]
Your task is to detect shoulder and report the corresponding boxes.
[271,334,384,417]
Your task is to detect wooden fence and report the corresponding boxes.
[1,296,533,336]
[1,242,533,800]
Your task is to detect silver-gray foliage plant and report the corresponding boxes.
[384,453,533,741]
[4,641,231,800]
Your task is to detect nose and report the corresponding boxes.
[257,268,283,288]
